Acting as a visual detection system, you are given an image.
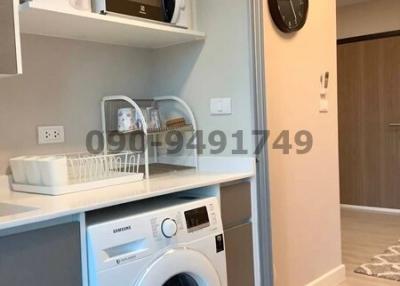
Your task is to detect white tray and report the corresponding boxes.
[12,172,144,196]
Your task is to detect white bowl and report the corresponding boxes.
[24,156,42,185]
[37,156,69,187]
[10,156,27,184]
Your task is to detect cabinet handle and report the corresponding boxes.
[388,123,400,127]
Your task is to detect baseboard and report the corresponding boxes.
[305,265,346,286]
[341,204,400,214]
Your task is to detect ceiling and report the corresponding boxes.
[337,0,371,7]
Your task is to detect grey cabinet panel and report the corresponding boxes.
[225,223,254,286]
[0,0,21,75]
[221,181,251,229]
[0,222,82,286]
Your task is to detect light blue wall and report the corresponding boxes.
[150,0,255,156]
[0,35,152,174]
[0,0,256,174]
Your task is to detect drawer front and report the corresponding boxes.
[0,222,82,286]
[221,181,251,229]
[225,223,255,286]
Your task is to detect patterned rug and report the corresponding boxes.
[355,242,400,281]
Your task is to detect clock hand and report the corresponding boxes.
[289,0,298,24]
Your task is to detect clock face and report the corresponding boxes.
[268,0,309,33]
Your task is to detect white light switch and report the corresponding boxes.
[210,98,232,115]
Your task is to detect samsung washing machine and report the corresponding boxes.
[86,195,227,286]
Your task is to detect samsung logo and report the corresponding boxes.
[113,225,132,234]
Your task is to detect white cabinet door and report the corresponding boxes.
[0,0,22,76]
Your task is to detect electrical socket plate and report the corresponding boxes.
[210,98,232,115]
[38,126,65,144]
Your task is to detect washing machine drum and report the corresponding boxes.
[135,248,222,286]
[164,273,198,286]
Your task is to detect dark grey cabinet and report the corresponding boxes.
[220,181,252,228]
[225,223,255,286]
[0,0,22,76]
[220,181,255,286]
[0,222,82,286]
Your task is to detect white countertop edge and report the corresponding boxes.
[0,157,256,231]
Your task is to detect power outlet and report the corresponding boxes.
[38,126,65,144]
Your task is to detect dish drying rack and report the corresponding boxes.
[11,95,198,196]
[67,152,141,184]
[12,152,144,196]
[101,95,199,177]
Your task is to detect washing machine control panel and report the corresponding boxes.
[87,196,223,275]
[151,199,220,241]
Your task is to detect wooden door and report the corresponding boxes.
[338,36,400,208]
[0,0,22,76]
[381,37,400,208]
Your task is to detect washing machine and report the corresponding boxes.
[86,195,228,286]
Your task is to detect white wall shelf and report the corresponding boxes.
[19,1,206,49]
[101,95,199,179]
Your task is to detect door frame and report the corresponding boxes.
[338,30,400,45]
[249,0,274,285]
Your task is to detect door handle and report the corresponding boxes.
[388,123,400,127]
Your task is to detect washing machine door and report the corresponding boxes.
[135,248,222,286]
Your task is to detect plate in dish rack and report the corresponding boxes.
[11,172,144,196]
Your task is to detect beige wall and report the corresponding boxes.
[337,0,400,39]
[264,1,342,285]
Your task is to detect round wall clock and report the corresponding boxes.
[268,0,309,33]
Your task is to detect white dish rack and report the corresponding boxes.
[11,152,144,196]
[101,95,199,176]
[67,152,141,184]
[11,95,198,196]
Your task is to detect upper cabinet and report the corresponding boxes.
[1,0,205,76]
[19,0,205,49]
[0,0,205,76]
[0,0,22,76]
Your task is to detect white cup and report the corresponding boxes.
[118,108,137,133]
[24,156,42,185]
[10,156,27,184]
[38,156,69,187]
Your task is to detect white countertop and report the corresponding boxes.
[0,167,254,231]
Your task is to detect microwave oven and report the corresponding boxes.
[93,0,191,28]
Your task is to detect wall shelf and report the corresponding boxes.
[19,1,206,49]
[109,124,194,136]
[101,95,199,179]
